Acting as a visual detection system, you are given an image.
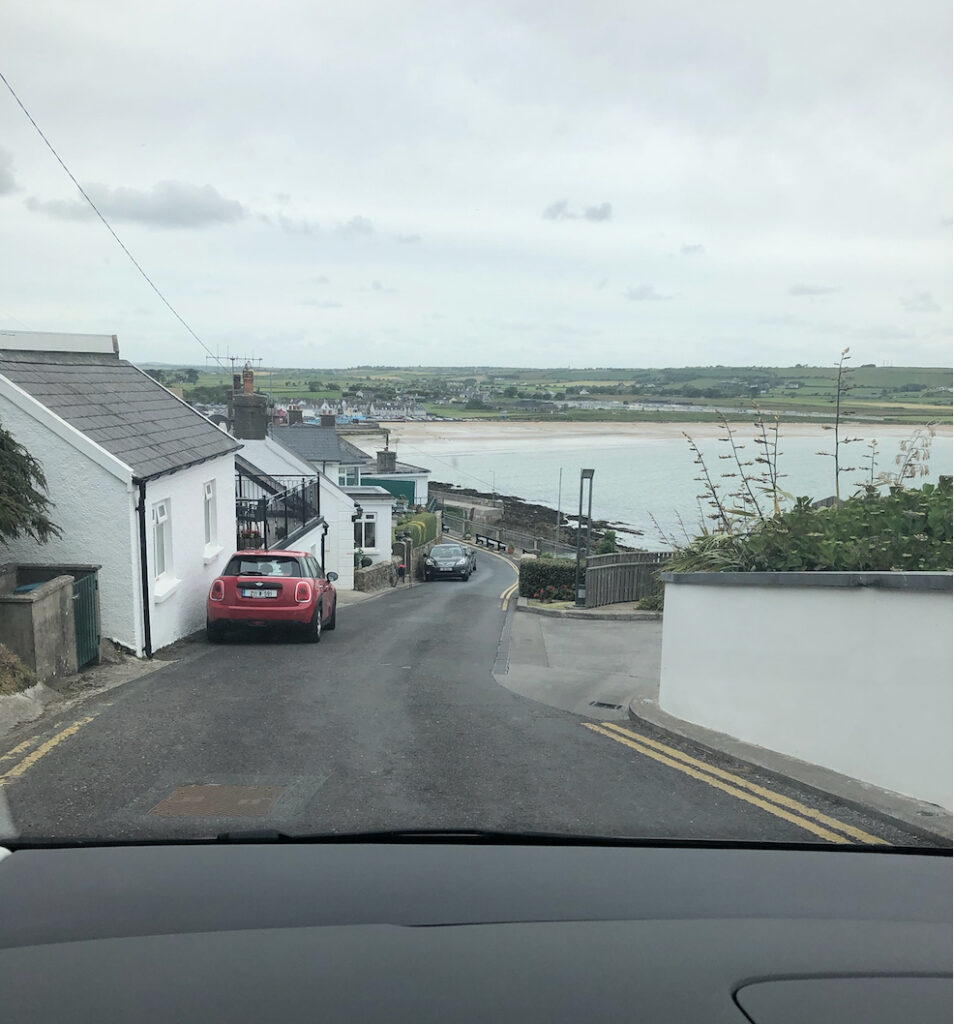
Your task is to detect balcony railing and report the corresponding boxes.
[236,479,321,549]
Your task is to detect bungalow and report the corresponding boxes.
[0,331,240,656]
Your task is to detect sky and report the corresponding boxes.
[1,0,951,369]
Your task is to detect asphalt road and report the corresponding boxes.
[0,552,940,846]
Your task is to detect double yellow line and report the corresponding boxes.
[0,715,98,787]
[499,580,519,610]
[583,721,888,846]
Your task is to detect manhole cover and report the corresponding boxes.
[589,700,623,710]
[150,785,284,817]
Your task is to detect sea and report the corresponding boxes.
[388,426,953,551]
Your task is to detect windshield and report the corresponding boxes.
[0,2,950,853]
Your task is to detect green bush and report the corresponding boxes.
[519,558,578,597]
[393,511,438,549]
[668,478,952,573]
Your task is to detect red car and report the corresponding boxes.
[206,549,338,643]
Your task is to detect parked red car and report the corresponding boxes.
[206,549,338,643]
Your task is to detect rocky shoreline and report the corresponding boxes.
[430,480,643,549]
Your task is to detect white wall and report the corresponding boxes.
[658,577,953,810]
[317,477,356,590]
[145,455,236,651]
[0,393,142,652]
[353,494,394,566]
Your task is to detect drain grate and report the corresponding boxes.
[589,700,623,710]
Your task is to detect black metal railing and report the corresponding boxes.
[236,480,321,549]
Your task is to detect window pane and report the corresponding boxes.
[364,519,376,548]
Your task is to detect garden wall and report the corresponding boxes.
[658,571,953,810]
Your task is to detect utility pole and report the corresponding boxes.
[556,467,563,544]
[574,469,595,607]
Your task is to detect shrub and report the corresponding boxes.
[667,478,952,573]
[595,530,617,555]
[532,583,575,603]
[636,593,664,611]
[396,511,437,547]
[519,557,577,597]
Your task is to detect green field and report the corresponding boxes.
[144,363,952,425]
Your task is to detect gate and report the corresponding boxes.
[72,573,100,668]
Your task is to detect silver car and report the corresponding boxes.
[424,543,477,581]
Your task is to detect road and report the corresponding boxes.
[0,552,939,846]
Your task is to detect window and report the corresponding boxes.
[354,511,377,550]
[338,466,359,486]
[152,500,171,579]
[203,480,217,547]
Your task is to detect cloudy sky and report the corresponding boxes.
[1,0,951,368]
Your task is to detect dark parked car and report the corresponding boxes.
[424,543,477,581]
[207,550,338,642]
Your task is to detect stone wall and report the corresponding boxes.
[353,560,395,592]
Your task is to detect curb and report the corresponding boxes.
[627,695,952,845]
[516,597,661,622]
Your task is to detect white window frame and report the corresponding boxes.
[338,466,360,487]
[354,511,377,551]
[152,500,172,581]
[203,480,217,547]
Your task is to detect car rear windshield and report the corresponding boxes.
[430,546,465,558]
[224,556,303,577]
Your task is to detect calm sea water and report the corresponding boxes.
[391,427,953,550]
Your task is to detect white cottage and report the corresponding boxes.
[0,331,240,656]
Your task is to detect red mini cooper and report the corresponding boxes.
[206,549,338,643]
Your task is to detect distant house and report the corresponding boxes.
[0,331,240,656]
[360,448,431,506]
[271,419,373,487]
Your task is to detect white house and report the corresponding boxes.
[0,330,240,656]
[233,435,360,591]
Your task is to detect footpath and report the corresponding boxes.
[497,598,952,843]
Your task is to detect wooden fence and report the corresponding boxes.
[584,551,672,608]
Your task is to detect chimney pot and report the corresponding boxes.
[242,364,254,394]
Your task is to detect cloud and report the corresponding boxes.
[334,215,374,239]
[301,299,343,309]
[0,147,19,195]
[624,284,670,301]
[277,213,321,236]
[26,179,246,228]
[396,233,421,244]
[901,291,941,313]
[543,199,612,222]
[583,202,612,222]
[789,283,841,296]
[680,243,705,255]
[757,314,809,327]
[24,196,94,220]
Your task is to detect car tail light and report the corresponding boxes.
[295,581,312,603]
[209,579,225,602]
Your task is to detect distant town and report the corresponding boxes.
[144,363,953,426]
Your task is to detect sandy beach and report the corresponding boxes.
[385,419,951,447]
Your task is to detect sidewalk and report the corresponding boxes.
[516,596,660,622]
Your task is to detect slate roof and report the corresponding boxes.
[270,424,372,465]
[0,349,240,478]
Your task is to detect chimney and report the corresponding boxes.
[232,373,242,393]
[288,408,303,425]
[376,449,397,473]
[242,363,255,394]
[320,413,336,428]
[231,387,269,440]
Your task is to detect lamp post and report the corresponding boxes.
[574,469,595,607]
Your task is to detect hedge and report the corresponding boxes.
[518,558,578,597]
[393,511,438,548]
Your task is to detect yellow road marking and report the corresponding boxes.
[583,722,859,845]
[597,722,889,846]
[0,734,44,764]
[0,715,98,787]
[500,581,520,609]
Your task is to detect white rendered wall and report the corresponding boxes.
[0,393,141,652]
[659,576,953,810]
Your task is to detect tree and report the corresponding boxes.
[184,368,200,384]
[0,420,61,545]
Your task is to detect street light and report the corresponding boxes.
[574,469,595,607]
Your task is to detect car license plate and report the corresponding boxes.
[243,589,278,598]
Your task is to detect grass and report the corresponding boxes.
[0,642,38,695]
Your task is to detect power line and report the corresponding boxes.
[0,67,226,370]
